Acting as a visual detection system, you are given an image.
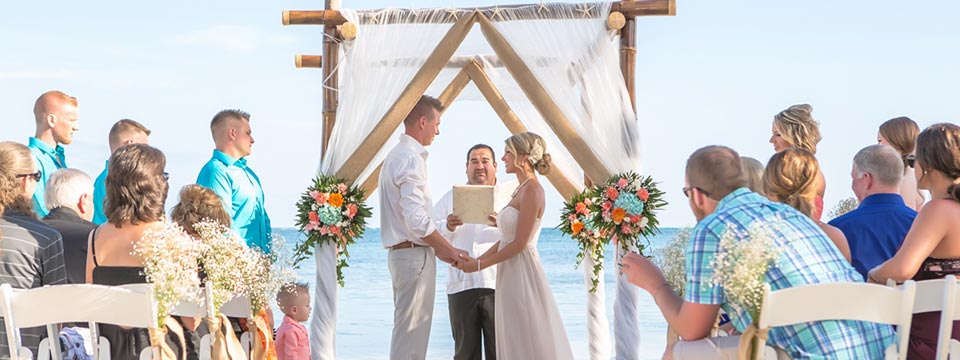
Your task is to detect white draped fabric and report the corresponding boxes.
[309,244,338,360]
[312,3,643,359]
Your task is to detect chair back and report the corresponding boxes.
[756,281,916,360]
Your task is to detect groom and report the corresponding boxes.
[379,95,468,360]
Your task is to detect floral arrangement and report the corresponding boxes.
[654,227,693,298]
[192,220,252,314]
[826,197,859,221]
[709,222,781,320]
[132,221,203,328]
[295,175,372,286]
[559,172,666,292]
[239,234,299,314]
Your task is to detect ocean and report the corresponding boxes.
[274,227,676,360]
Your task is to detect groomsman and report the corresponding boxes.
[379,95,467,360]
[435,144,515,360]
[28,90,79,217]
[197,109,272,253]
[92,119,151,224]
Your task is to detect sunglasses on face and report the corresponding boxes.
[162,172,169,180]
[16,171,41,182]
[682,186,709,198]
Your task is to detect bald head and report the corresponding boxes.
[33,90,79,145]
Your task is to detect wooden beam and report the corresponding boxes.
[282,0,674,26]
[295,55,322,68]
[333,12,479,184]
[438,67,472,110]
[463,60,582,201]
[619,16,637,111]
[476,12,612,184]
[320,1,340,157]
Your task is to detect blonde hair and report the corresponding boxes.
[773,104,822,154]
[740,156,766,196]
[504,132,552,175]
[108,119,151,152]
[0,142,38,218]
[763,148,820,218]
[170,184,231,236]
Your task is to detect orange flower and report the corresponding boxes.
[571,221,585,235]
[637,188,650,201]
[606,187,620,201]
[328,193,344,207]
[575,202,588,215]
[611,208,626,223]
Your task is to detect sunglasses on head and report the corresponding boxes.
[905,154,916,168]
[16,171,41,182]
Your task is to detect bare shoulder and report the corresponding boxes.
[919,199,960,217]
[819,222,846,241]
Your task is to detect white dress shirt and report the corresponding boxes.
[434,179,517,294]
[379,134,437,248]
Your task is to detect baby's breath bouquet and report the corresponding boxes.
[654,227,693,298]
[132,221,203,328]
[827,197,859,221]
[710,222,780,320]
[193,220,251,314]
[239,234,299,315]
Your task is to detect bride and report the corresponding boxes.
[458,132,574,360]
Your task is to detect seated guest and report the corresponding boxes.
[621,145,892,359]
[740,156,765,196]
[868,123,960,360]
[764,148,852,262]
[769,104,827,219]
[829,145,916,278]
[42,168,97,284]
[93,119,152,224]
[0,141,68,356]
[878,117,925,211]
[85,144,169,360]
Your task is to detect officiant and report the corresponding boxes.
[434,144,517,360]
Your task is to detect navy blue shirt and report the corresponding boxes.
[828,193,917,278]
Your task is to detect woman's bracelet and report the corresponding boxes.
[477,259,481,272]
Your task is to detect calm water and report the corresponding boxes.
[276,227,677,360]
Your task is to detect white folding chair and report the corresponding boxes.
[195,287,253,360]
[755,281,917,360]
[887,276,960,360]
[1,283,156,360]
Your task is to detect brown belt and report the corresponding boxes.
[389,240,426,250]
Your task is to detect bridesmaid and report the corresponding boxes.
[878,117,925,211]
[769,104,827,219]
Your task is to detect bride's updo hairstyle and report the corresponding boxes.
[773,104,822,154]
[505,132,552,175]
[763,147,820,218]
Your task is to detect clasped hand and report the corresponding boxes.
[451,254,481,273]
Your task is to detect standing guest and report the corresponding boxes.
[434,144,515,360]
[829,145,916,279]
[740,156,765,196]
[276,282,311,360]
[764,148,852,262]
[29,90,79,217]
[85,144,169,360]
[42,168,96,284]
[196,109,272,253]
[868,123,960,360]
[378,95,467,360]
[769,104,827,219]
[878,117,925,211]
[0,141,68,357]
[621,145,892,359]
[93,119,152,224]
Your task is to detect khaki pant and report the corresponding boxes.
[672,336,791,360]
[388,246,436,360]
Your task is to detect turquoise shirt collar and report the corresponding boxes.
[29,137,65,160]
[212,149,246,167]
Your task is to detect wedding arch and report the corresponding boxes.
[282,1,675,359]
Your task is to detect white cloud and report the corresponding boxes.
[172,25,295,53]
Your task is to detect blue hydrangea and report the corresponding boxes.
[613,193,644,216]
[319,204,343,225]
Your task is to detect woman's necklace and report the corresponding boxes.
[512,177,533,198]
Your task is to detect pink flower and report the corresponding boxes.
[621,226,633,234]
[568,214,577,222]
[601,201,613,212]
[313,192,329,204]
[338,183,348,193]
[319,226,329,235]
[605,187,619,201]
[330,226,341,235]
[630,214,641,224]
[617,178,629,188]
[636,188,650,201]
[575,202,588,215]
[305,222,319,231]
[347,204,358,219]
[308,211,319,223]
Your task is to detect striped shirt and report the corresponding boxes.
[685,188,895,359]
[0,213,68,358]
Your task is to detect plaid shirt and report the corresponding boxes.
[685,188,895,359]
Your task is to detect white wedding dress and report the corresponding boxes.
[495,206,574,360]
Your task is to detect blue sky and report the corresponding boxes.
[1,1,958,229]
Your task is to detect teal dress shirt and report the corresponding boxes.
[27,137,66,217]
[196,150,272,253]
[92,161,109,224]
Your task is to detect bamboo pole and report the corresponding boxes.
[295,55,323,68]
[282,0,674,26]
[476,12,612,184]
[333,12,479,184]
[463,60,582,201]
[619,16,637,110]
[320,0,340,158]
